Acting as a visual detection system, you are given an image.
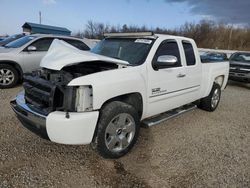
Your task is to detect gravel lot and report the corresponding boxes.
[0,81,249,188]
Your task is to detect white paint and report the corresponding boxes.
[46,111,99,145]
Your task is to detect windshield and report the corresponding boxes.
[230,53,250,63]
[5,36,37,48]
[91,38,154,65]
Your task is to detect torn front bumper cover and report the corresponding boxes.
[10,91,99,145]
[10,91,48,139]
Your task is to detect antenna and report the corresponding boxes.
[39,11,42,24]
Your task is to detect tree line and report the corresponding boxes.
[74,20,250,51]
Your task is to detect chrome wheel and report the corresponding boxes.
[105,113,136,153]
[211,88,220,108]
[0,68,15,86]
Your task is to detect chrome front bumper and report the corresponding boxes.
[10,91,49,139]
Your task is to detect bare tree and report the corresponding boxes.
[73,20,250,51]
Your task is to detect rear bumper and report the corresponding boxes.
[11,91,99,145]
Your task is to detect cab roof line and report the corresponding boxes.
[103,32,154,38]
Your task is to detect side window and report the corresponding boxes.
[153,40,181,68]
[63,39,90,51]
[182,41,196,66]
[28,38,54,51]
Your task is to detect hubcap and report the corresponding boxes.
[0,69,14,86]
[105,113,136,152]
[211,88,220,108]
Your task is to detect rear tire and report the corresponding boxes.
[198,83,221,112]
[0,64,19,89]
[94,101,140,159]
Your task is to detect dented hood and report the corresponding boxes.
[40,39,129,70]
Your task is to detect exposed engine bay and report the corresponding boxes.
[23,61,120,115]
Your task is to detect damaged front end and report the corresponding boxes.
[23,61,119,115]
[10,39,130,144]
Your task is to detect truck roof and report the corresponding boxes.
[104,32,193,41]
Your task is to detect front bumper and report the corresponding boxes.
[229,72,250,82]
[10,91,99,145]
[229,67,250,83]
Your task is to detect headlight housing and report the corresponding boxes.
[75,86,93,112]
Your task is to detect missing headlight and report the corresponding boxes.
[75,86,93,112]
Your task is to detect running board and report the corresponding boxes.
[142,104,197,127]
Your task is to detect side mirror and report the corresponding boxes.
[154,55,178,70]
[27,46,37,51]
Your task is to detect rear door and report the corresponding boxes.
[19,37,54,73]
[181,40,202,100]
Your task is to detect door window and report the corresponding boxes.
[153,40,181,69]
[182,41,196,66]
[27,38,54,51]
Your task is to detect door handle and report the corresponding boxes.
[177,73,186,78]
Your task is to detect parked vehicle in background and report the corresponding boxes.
[0,34,25,47]
[229,52,250,83]
[11,32,229,158]
[201,52,228,63]
[0,34,94,88]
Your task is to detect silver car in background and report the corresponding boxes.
[0,34,94,88]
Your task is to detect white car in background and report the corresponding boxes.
[0,34,94,88]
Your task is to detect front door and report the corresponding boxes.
[147,39,191,117]
[20,38,54,73]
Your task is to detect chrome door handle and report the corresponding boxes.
[177,73,186,78]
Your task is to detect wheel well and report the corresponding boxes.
[101,93,143,119]
[0,61,23,80]
[214,75,224,87]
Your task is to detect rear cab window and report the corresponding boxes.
[182,40,196,66]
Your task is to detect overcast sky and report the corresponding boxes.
[0,0,249,35]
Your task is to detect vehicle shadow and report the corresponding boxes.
[85,126,153,187]
[4,121,153,187]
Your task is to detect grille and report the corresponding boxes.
[23,75,63,115]
[230,69,250,74]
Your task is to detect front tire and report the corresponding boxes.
[198,83,221,112]
[0,64,19,89]
[94,101,140,158]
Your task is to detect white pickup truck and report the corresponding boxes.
[11,32,229,158]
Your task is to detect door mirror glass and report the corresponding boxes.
[27,46,37,51]
[154,55,178,70]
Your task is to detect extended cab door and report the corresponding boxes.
[19,38,54,73]
[181,40,202,100]
[146,39,201,117]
